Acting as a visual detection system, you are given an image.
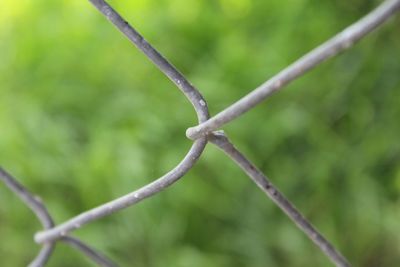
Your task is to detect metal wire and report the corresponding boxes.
[0,168,118,267]
[1,0,399,266]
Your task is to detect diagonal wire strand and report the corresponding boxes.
[186,0,400,140]
[35,0,211,245]
[88,0,209,123]
[208,132,350,267]
[35,138,207,243]
[27,244,55,267]
[61,236,119,267]
[0,167,56,267]
[0,168,54,229]
[0,168,118,267]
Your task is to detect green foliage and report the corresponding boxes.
[1,0,399,266]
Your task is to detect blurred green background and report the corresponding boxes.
[1,0,399,266]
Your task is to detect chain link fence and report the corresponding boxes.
[1,0,400,266]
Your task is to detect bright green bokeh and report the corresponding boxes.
[1,0,399,266]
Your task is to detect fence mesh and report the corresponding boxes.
[1,0,400,266]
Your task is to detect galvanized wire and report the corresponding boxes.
[1,0,399,266]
